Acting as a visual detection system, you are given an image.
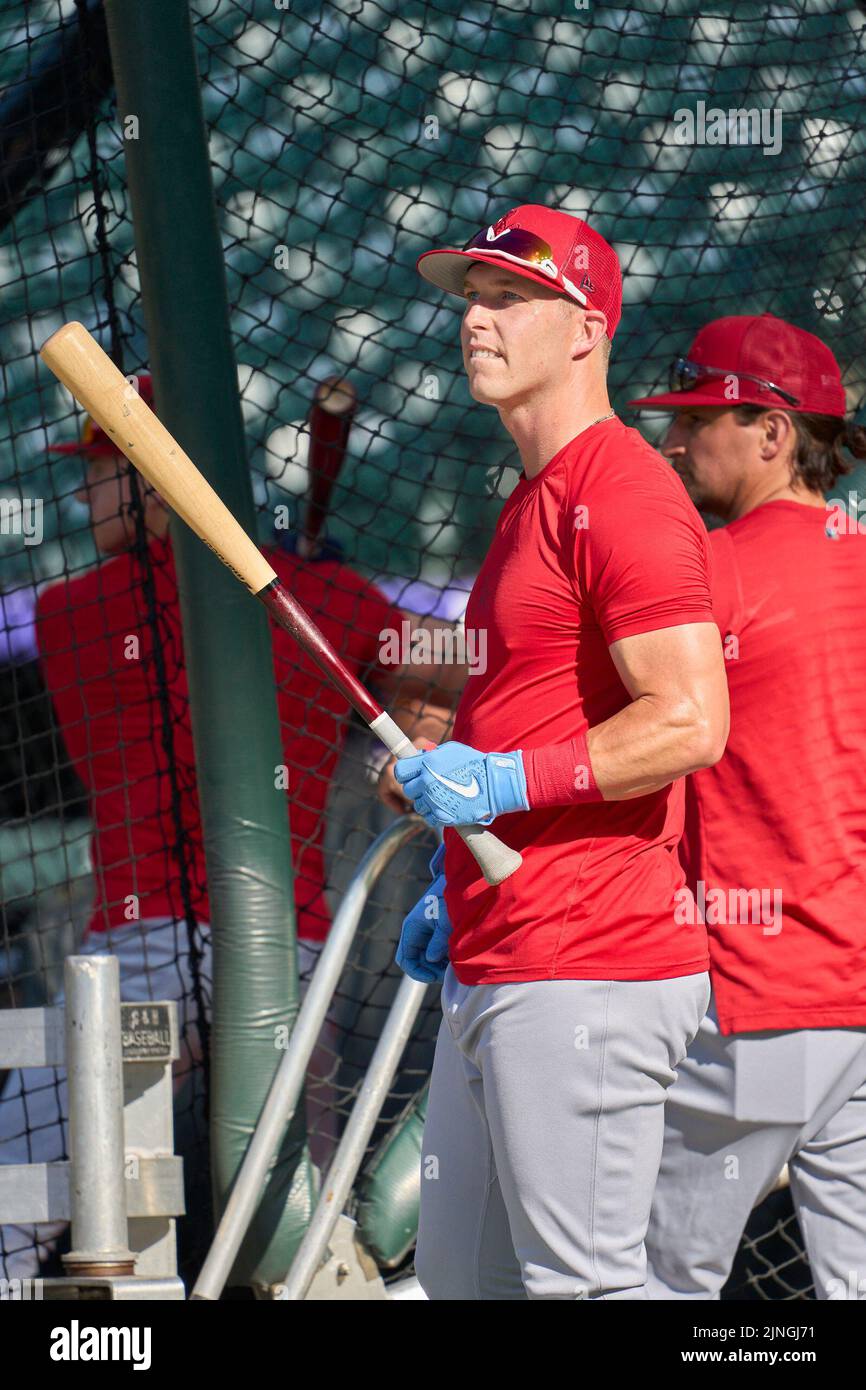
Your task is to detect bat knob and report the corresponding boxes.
[315,376,357,417]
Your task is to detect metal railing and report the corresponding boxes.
[192,815,433,1302]
[0,954,185,1298]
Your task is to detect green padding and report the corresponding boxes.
[356,1083,429,1269]
[103,0,314,1287]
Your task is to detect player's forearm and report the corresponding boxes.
[378,615,470,699]
[377,698,455,814]
[585,693,727,800]
[527,623,730,806]
[394,693,727,829]
[389,695,456,745]
[383,667,467,706]
[524,694,725,809]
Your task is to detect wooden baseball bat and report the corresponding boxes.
[40,322,522,886]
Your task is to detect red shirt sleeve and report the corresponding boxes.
[574,473,715,644]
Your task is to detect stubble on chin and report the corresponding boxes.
[681,476,709,510]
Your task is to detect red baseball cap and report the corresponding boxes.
[628,315,847,416]
[47,374,155,455]
[416,204,623,339]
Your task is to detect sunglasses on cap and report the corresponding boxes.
[462,226,559,280]
[669,357,800,407]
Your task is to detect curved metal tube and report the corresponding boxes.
[191,815,432,1301]
[279,970,428,1300]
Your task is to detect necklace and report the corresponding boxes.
[585,410,615,431]
[521,412,617,483]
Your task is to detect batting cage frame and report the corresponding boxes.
[1,0,865,1302]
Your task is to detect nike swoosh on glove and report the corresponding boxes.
[393,740,529,828]
[395,842,452,983]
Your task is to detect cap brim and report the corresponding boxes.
[626,388,734,411]
[416,248,574,301]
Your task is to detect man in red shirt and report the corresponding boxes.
[628,315,866,1300]
[34,378,435,947]
[393,205,730,1300]
[0,375,456,1279]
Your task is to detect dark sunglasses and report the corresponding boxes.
[669,357,800,407]
[462,226,559,279]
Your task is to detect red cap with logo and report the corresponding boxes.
[628,315,847,416]
[416,204,623,339]
[47,374,155,455]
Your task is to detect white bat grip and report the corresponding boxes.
[369,712,522,886]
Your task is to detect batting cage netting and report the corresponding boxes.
[1,0,865,1295]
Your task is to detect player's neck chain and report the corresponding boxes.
[584,410,615,433]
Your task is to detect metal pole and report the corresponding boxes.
[62,955,134,1277]
[191,815,427,1301]
[280,972,427,1301]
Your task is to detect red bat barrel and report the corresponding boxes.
[302,376,357,557]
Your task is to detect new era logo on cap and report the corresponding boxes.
[416,204,623,339]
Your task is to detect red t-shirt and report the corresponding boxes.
[443,417,715,984]
[36,536,404,940]
[680,501,866,1034]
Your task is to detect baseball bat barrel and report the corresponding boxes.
[303,375,357,554]
[40,322,522,886]
[40,322,277,595]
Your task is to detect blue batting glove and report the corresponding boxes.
[396,844,452,983]
[393,740,529,828]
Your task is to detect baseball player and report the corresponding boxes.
[0,378,454,1279]
[626,314,866,1300]
[393,205,730,1300]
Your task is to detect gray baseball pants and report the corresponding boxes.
[645,995,866,1300]
[416,964,711,1300]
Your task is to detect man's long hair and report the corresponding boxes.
[735,405,866,492]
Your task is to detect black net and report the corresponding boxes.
[0,0,214,1283]
[724,1183,814,1301]
[1,0,865,1293]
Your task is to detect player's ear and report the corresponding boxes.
[757,408,795,461]
[581,310,608,359]
[566,307,606,364]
